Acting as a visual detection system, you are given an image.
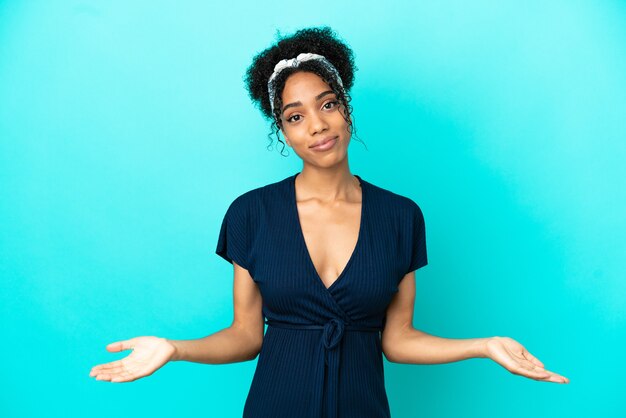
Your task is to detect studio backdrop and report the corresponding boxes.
[1,1,624,417]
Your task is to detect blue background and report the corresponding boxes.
[1,1,624,417]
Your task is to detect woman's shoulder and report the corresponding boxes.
[364,178,424,214]
[223,173,293,210]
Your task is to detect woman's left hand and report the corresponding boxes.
[484,336,570,384]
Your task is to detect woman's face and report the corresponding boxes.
[279,71,351,166]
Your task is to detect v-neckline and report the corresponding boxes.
[290,171,366,292]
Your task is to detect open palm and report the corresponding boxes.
[485,336,569,384]
[89,336,175,383]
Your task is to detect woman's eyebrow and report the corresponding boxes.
[282,90,335,114]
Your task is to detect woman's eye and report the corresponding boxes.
[324,100,339,109]
[287,101,338,123]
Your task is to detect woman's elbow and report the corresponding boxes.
[247,339,263,361]
[381,338,400,363]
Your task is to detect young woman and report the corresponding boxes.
[90,26,569,417]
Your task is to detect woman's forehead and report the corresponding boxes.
[281,72,334,101]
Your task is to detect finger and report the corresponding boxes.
[511,365,551,379]
[106,339,134,352]
[537,373,568,384]
[90,362,125,376]
[515,357,549,376]
[95,368,138,382]
[95,373,112,381]
[521,367,568,384]
[100,369,140,383]
[111,370,139,383]
[522,349,545,369]
[507,359,550,378]
[90,365,104,376]
[93,365,128,376]
[538,370,569,384]
[91,360,125,374]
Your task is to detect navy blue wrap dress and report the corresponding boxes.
[216,172,428,418]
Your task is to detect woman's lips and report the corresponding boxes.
[310,136,338,152]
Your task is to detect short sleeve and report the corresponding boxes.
[405,201,428,274]
[215,195,251,270]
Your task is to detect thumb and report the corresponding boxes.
[106,339,135,352]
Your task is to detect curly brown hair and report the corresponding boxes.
[243,26,365,156]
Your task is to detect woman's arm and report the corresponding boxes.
[169,262,264,364]
[90,262,264,383]
[381,271,488,364]
[382,272,569,383]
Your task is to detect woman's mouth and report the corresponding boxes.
[310,136,338,152]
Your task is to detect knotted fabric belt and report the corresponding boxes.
[265,318,382,418]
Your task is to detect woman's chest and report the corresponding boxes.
[249,207,406,317]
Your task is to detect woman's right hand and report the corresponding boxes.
[89,336,176,383]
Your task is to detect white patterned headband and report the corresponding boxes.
[267,52,345,120]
